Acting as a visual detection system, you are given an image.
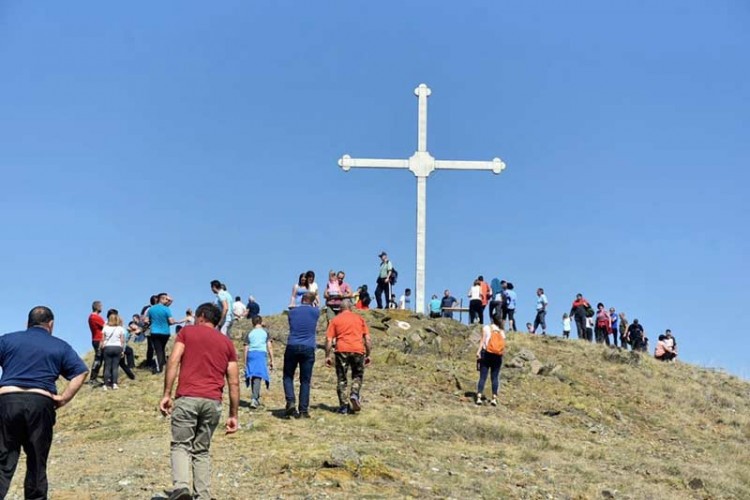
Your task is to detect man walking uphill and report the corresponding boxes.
[283,292,320,418]
[160,303,239,500]
[0,306,88,499]
[325,300,372,414]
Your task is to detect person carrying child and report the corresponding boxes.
[244,316,274,409]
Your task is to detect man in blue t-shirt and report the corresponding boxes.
[148,293,179,374]
[0,306,88,499]
[440,290,458,318]
[283,292,320,418]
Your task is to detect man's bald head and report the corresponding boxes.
[28,306,54,332]
[340,299,353,311]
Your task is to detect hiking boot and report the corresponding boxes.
[475,394,482,405]
[300,411,311,419]
[349,394,361,412]
[337,405,350,415]
[490,397,498,407]
[167,487,192,500]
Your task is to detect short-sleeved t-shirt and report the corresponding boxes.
[379,260,393,279]
[89,313,105,342]
[326,311,369,354]
[287,305,320,348]
[148,304,173,335]
[429,298,442,313]
[504,290,517,310]
[536,294,548,311]
[245,327,269,352]
[217,290,234,322]
[441,295,457,309]
[0,327,88,394]
[174,325,237,402]
[102,325,125,347]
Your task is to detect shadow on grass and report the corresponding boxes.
[310,402,341,413]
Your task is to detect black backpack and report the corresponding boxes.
[389,268,398,285]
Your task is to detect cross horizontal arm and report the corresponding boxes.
[434,157,506,175]
[338,154,409,172]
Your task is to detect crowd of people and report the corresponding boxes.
[0,252,681,499]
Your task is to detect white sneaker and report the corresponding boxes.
[475,395,482,405]
[490,397,498,407]
[102,385,108,391]
[112,384,119,390]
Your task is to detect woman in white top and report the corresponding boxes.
[102,312,126,390]
[306,270,319,307]
[468,280,483,324]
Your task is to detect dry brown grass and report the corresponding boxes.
[6,311,749,499]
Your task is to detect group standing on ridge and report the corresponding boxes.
[0,252,682,499]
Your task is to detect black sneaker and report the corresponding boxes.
[337,405,350,415]
[285,403,297,418]
[167,487,192,500]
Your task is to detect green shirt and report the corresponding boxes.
[379,260,393,279]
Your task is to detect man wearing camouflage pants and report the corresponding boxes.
[325,300,372,415]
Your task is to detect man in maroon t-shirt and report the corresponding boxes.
[159,303,239,500]
[88,300,105,383]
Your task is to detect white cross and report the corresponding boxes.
[338,83,507,315]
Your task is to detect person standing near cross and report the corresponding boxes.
[339,83,507,314]
[374,252,394,310]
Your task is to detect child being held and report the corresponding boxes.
[244,316,275,409]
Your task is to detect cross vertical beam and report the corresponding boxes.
[338,84,507,315]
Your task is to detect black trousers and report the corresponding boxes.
[595,325,609,345]
[374,278,391,309]
[488,300,501,322]
[574,316,587,340]
[0,393,56,500]
[533,310,547,333]
[146,334,155,367]
[152,334,169,373]
[90,340,103,379]
[469,299,483,324]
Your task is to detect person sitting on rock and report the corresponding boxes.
[475,316,506,407]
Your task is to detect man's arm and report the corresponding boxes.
[225,361,240,434]
[364,334,372,365]
[52,371,87,409]
[159,341,185,415]
[325,337,334,366]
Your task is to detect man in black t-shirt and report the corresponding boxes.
[627,319,646,351]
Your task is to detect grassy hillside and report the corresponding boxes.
[8,310,749,499]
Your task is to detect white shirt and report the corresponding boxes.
[232,301,247,319]
[469,285,482,301]
[102,326,125,347]
[563,317,571,331]
[399,294,411,310]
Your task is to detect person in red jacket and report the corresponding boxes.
[569,294,591,341]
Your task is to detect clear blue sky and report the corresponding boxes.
[1,1,748,376]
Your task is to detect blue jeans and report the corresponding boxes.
[283,345,315,412]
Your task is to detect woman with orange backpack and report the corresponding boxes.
[475,315,506,406]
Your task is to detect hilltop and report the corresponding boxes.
[7,310,749,499]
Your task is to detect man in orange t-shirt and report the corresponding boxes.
[325,300,372,415]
